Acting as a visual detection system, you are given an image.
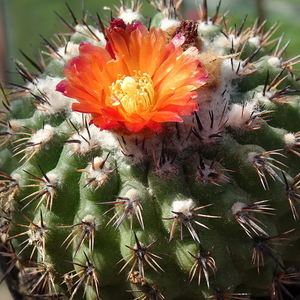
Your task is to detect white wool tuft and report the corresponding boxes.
[45,172,60,186]
[68,111,90,124]
[89,29,106,46]
[248,36,261,48]
[69,124,102,154]
[26,76,76,114]
[231,202,246,215]
[66,114,120,154]
[220,58,241,81]
[56,42,80,61]
[226,100,257,129]
[8,119,21,133]
[214,34,240,52]
[11,173,22,182]
[248,152,259,163]
[172,199,195,215]
[284,133,296,148]
[268,56,281,68]
[82,214,95,224]
[73,25,106,46]
[30,125,55,145]
[119,8,142,23]
[88,156,112,184]
[125,189,140,202]
[159,18,180,31]
[255,91,273,104]
[198,20,214,30]
[97,130,120,151]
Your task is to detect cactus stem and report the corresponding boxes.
[58,215,95,259]
[118,232,163,280]
[231,200,275,238]
[252,229,295,273]
[65,252,100,300]
[188,244,217,288]
[97,189,144,230]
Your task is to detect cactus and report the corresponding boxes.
[1,0,300,299]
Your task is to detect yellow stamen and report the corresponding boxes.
[110,71,155,114]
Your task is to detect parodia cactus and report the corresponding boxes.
[1,1,300,299]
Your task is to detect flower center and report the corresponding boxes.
[109,71,155,114]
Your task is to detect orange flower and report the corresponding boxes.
[56,19,207,133]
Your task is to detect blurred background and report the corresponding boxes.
[0,0,299,299]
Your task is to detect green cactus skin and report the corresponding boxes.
[1,1,300,299]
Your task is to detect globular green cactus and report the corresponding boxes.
[1,1,300,299]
